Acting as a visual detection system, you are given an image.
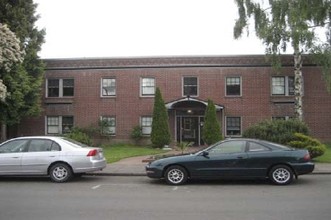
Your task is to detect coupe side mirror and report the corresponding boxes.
[201,151,209,158]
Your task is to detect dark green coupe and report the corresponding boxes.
[146,139,314,185]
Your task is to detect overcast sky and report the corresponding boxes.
[34,0,267,59]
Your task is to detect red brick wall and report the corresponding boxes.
[16,56,331,143]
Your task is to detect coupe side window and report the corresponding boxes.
[208,141,246,154]
[0,140,28,153]
[248,142,270,152]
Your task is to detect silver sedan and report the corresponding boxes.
[0,136,107,182]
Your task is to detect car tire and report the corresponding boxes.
[49,163,73,183]
[164,165,188,185]
[269,165,294,185]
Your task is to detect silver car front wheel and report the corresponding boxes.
[165,165,188,185]
[49,163,73,183]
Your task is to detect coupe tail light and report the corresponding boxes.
[303,152,311,161]
[87,149,98,157]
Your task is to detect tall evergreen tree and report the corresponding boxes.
[202,99,223,145]
[151,87,171,148]
[233,0,331,121]
[0,0,45,140]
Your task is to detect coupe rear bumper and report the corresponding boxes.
[292,162,315,175]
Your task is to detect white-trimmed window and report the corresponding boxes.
[183,76,198,97]
[226,117,241,136]
[141,116,152,135]
[271,76,294,96]
[100,116,116,135]
[141,77,155,96]
[101,78,116,97]
[226,77,241,96]
[47,79,74,97]
[46,116,74,134]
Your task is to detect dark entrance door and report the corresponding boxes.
[176,116,204,145]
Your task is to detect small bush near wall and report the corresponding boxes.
[65,127,92,146]
[242,119,309,144]
[288,133,326,158]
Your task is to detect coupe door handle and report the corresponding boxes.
[237,156,244,159]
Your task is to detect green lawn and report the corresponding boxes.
[314,143,331,163]
[102,144,166,163]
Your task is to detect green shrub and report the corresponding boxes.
[202,99,223,145]
[65,127,92,146]
[288,133,326,158]
[131,125,143,145]
[243,119,309,144]
[151,88,171,148]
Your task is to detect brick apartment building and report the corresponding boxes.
[13,55,331,145]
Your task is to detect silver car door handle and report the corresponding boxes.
[12,157,20,159]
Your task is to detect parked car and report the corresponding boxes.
[146,138,314,185]
[0,136,107,182]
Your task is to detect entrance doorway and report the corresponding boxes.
[176,116,204,146]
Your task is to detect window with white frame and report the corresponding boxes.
[226,77,241,96]
[47,78,74,97]
[183,77,198,96]
[46,116,74,134]
[141,78,155,96]
[141,116,152,135]
[101,78,116,97]
[100,116,116,135]
[226,117,241,136]
[271,76,294,96]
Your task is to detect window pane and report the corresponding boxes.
[272,77,285,95]
[48,79,59,97]
[62,116,74,134]
[101,117,116,135]
[141,78,155,95]
[226,77,241,96]
[141,117,152,135]
[0,140,28,153]
[102,78,116,96]
[288,76,295,95]
[183,77,198,96]
[47,117,59,134]
[226,117,241,136]
[63,79,74,96]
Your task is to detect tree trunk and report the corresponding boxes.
[294,51,304,121]
[1,123,7,142]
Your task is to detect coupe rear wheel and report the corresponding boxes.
[269,165,293,185]
[164,165,188,185]
[49,163,73,183]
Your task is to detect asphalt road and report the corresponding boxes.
[0,175,330,220]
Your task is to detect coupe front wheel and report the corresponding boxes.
[164,165,188,185]
[49,163,73,183]
[269,165,294,185]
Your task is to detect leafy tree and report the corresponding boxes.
[202,99,223,145]
[233,0,331,121]
[0,23,24,102]
[151,87,171,148]
[0,0,45,140]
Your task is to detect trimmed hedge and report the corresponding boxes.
[288,133,326,158]
[242,119,309,144]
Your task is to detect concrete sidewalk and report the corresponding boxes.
[89,155,331,176]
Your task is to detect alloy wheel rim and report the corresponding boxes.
[168,169,184,184]
[273,168,290,183]
[53,166,68,180]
